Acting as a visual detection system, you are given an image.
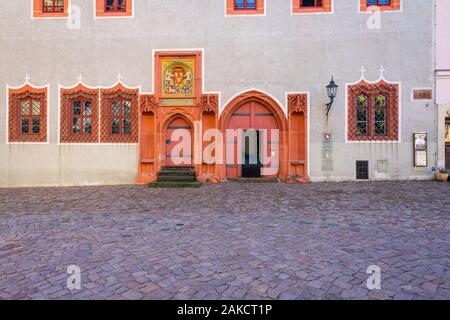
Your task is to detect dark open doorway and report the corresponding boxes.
[242,130,261,178]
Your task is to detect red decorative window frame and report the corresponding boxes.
[8,84,48,143]
[360,0,401,12]
[293,0,333,14]
[60,84,100,143]
[33,0,69,18]
[347,80,399,141]
[96,0,133,17]
[100,84,139,143]
[226,0,264,16]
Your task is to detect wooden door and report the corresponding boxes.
[165,117,192,166]
[225,101,278,178]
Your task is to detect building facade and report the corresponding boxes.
[436,0,450,171]
[0,0,439,187]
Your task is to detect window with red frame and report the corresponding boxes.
[347,81,399,141]
[19,99,42,135]
[60,86,99,143]
[234,0,257,10]
[367,0,391,6]
[300,0,323,8]
[354,93,389,137]
[71,99,94,135]
[8,86,47,143]
[105,0,126,12]
[111,98,132,135]
[43,0,65,12]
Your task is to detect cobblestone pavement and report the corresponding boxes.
[0,181,449,300]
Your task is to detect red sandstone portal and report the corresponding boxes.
[165,117,193,166]
[224,100,280,178]
[136,51,309,184]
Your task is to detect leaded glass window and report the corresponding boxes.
[71,99,93,135]
[374,95,386,135]
[18,99,41,135]
[356,95,368,136]
[111,98,132,135]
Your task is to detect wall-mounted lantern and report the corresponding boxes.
[326,77,338,118]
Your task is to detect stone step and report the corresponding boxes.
[227,178,279,183]
[159,170,196,177]
[161,166,195,172]
[148,181,201,188]
[157,175,197,182]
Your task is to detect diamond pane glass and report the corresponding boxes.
[84,101,92,115]
[123,119,131,134]
[83,118,92,134]
[72,118,81,134]
[356,109,368,135]
[73,118,81,133]
[32,119,40,134]
[122,101,131,116]
[112,101,121,115]
[21,119,29,134]
[73,101,81,115]
[32,100,40,115]
[112,118,120,134]
[21,100,30,115]
[374,108,386,135]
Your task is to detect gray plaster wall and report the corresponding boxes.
[0,0,436,187]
